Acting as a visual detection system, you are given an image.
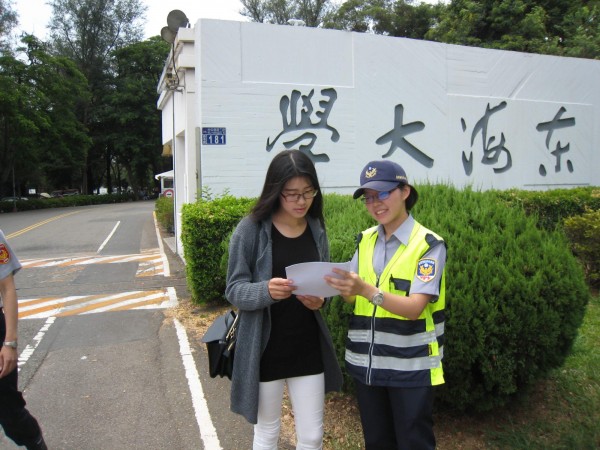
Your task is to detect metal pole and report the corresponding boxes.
[172,86,177,253]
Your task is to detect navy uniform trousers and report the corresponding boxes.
[355,380,435,450]
[0,309,45,449]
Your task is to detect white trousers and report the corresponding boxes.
[253,373,325,450]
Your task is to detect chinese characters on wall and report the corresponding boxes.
[266,87,579,181]
[461,101,512,175]
[536,106,576,176]
[266,88,339,163]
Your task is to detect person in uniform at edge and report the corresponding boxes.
[225,150,343,450]
[325,160,447,450]
[0,230,47,450]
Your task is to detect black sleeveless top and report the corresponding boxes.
[259,223,324,382]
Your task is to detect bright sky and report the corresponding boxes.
[13,0,248,40]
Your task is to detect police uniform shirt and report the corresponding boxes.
[0,230,22,308]
[350,215,446,300]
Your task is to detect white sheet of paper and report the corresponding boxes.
[285,261,351,297]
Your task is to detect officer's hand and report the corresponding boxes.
[325,269,365,298]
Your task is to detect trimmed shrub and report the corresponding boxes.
[181,195,254,303]
[564,209,600,287]
[496,187,600,230]
[411,185,589,412]
[155,196,174,232]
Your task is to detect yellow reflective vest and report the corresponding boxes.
[345,222,446,387]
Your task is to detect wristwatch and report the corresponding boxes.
[370,289,384,306]
[3,340,17,349]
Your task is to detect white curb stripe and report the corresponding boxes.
[153,210,171,277]
[174,318,222,450]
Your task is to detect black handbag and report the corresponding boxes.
[201,309,238,379]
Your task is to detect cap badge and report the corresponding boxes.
[365,167,377,179]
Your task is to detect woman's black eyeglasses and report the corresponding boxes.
[280,189,319,202]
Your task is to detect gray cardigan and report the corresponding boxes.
[225,215,343,424]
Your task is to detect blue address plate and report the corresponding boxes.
[202,127,226,145]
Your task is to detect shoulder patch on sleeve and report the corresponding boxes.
[0,243,10,264]
[416,258,437,282]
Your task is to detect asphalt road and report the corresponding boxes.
[0,201,253,449]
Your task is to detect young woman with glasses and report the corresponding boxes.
[225,150,342,449]
[326,160,447,450]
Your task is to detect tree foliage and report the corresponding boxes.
[1,0,170,198]
[48,0,147,193]
[425,0,600,56]
[323,0,444,38]
[324,0,394,33]
[21,35,91,191]
[320,0,600,59]
[560,2,600,59]
[0,0,17,51]
[48,0,146,76]
[0,35,90,197]
[241,0,334,27]
[104,36,171,197]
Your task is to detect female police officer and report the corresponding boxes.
[326,160,446,450]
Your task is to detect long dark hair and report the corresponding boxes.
[250,150,324,224]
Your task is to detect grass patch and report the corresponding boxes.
[433,289,600,450]
[480,289,600,450]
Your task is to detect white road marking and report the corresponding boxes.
[17,317,55,371]
[174,318,222,450]
[97,221,120,253]
[20,251,165,277]
[18,288,178,319]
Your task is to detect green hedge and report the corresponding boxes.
[0,193,137,213]
[155,196,174,232]
[410,186,588,412]
[181,195,254,304]
[181,186,592,413]
[496,187,600,230]
[564,209,600,287]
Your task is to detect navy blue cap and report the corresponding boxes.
[353,160,409,198]
[353,160,419,209]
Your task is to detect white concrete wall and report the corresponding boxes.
[190,19,599,198]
